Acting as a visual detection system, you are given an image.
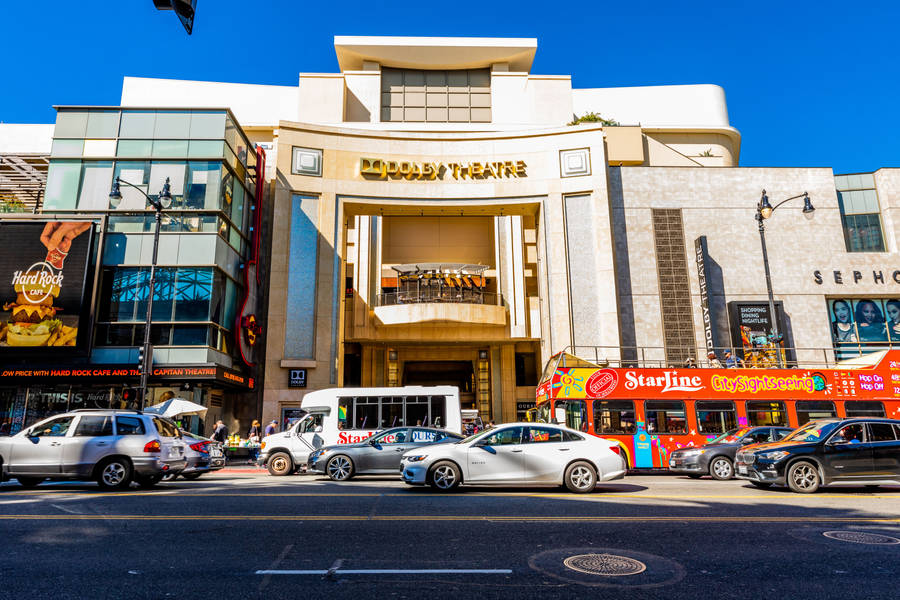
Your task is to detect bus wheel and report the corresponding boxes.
[267,453,294,476]
[430,461,461,491]
[326,455,354,481]
[564,461,597,493]
[709,457,734,481]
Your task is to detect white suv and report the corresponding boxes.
[0,409,187,490]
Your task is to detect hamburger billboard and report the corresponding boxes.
[0,220,97,355]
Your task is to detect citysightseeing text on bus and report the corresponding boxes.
[710,374,815,394]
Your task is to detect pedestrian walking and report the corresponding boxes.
[211,419,228,443]
[264,419,278,436]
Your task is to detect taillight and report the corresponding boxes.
[190,441,210,452]
[144,440,161,453]
[609,445,621,456]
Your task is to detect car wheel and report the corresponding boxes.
[266,452,294,476]
[786,461,820,494]
[135,474,162,488]
[429,461,461,491]
[182,473,203,480]
[564,461,597,493]
[750,481,773,489]
[17,476,44,488]
[326,455,354,481]
[96,458,133,491]
[709,457,734,481]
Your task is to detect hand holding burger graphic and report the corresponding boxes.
[2,275,63,346]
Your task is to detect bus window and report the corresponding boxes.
[381,396,404,428]
[645,400,686,434]
[555,400,587,431]
[845,401,885,417]
[338,397,351,429]
[594,400,636,434]
[696,401,736,434]
[795,401,836,426]
[354,396,378,429]
[430,395,446,428]
[406,396,429,426]
[746,400,788,427]
[298,413,325,433]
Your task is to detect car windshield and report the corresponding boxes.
[782,421,839,442]
[710,427,750,444]
[456,429,492,444]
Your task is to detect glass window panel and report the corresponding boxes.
[845,401,885,417]
[189,111,226,138]
[95,324,135,346]
[185,162,222,209]
[795,401,836,426]
[209,270,226,325]
[859,173,876,188]
[382,69,403,92]
[74,415,113,436]
[77,161,114,210]
[404,70,425,89]
[107,215,151,233]
[100,267,142,321]
[54,111,88,138]
[112,161,151,210]
[229,222,242,250]
[847,174,863,190]
[82,139,117,158]
[447,71,468,88]
[645,400,686,434]
[188,140,224,158]
[425,71,446,88]
[152,139,189,157]
[746,400,788,426]
[230,180,245,226]
[833,175,849,190]
[51,139,84,157]
[116,139,153,158]
[173,268,213,321]
[695,401,737,434]
[149,268,176,321]
[85,111,120,138]
[119,111,156,138]
[223,278,238,331]
[593,400,636,434]
[154,112,191,138]
[468,69,491,89]
[149,162,186,206]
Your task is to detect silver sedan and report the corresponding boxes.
[401,423,626,493]
[307,426,463,481]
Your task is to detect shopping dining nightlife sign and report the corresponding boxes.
[544,350,900,402]
[0,220,96,356]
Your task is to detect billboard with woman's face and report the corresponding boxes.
[829,297,900,359]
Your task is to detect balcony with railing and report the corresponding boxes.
[373,263,507,326]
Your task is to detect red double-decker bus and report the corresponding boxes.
[532,350,900,469]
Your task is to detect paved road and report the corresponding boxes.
[1,471,898,599]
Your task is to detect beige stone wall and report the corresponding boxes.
[614,166,900,365]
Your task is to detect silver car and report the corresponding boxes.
[308,427,463,481]
[162,430,225,481]
[0,409,187,490]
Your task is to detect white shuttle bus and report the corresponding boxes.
[259,386,461,475]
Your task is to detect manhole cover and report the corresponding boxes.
[823,531,900,545]
[563,554,647,577]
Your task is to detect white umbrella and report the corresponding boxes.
[144,397,208,419]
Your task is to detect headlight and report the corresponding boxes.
[405,455,428,462]
[758,451,789,461]
[310,449,329,461]
[682,448,705,456]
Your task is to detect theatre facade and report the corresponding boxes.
[4,36,900,429]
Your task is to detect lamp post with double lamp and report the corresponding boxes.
[109,177,173,410]
[755,189,815,367]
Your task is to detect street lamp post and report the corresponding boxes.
[109,177,173,410]
[755,189,816,367]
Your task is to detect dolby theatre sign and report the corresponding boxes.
[360,157,527,181]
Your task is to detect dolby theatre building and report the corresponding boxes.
[113,36,900,424]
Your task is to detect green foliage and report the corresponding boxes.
[568,112,619,127]
[0,197,28,213]
[699,148,714,157]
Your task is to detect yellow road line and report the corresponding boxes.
[0,514,897,523]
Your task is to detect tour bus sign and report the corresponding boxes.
[546,362,893,401]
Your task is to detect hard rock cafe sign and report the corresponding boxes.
[360,158,527,180]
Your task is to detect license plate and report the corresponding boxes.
[168,448,182,458]
[210,447,223,457]
[737,465,747,475]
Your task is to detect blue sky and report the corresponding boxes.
[3,1,897,173]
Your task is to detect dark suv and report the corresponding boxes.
[734,418,900,493]
[669,426,794,480]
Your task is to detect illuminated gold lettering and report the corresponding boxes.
[386,161,399,176]
[450,163,460,179]
[430,162,441,179]
[483,162,496,178]
[515,160,527,177]
[471,162,484,177]
[503,161,514,176]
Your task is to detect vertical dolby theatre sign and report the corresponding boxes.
[694,236,721,352]
[359,157,526,180]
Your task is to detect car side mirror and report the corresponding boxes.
[369,438,378,446]
[741,438,755,445]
